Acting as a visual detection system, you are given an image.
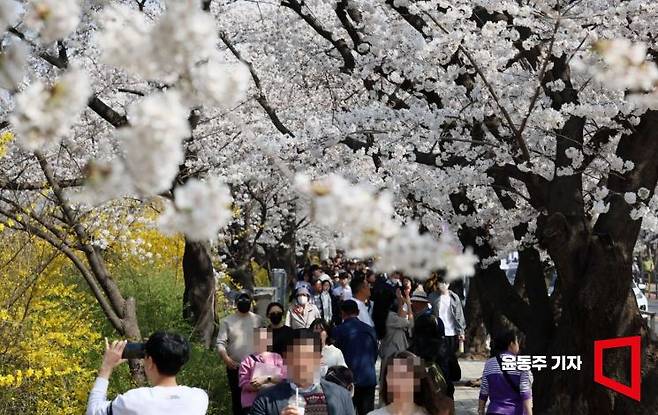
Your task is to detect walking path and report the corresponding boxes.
[454,359,485,415]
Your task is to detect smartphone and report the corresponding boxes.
[122,342,146,359]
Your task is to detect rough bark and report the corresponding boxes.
[535,219,658,414]
[464,275,494,357]
[182,238,217,347]
[531,111,658,414]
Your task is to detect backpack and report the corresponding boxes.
[426,361,448,394]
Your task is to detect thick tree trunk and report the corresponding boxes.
[529,110,658,414]
[264,211,298,283]
[182,238,217,347]
[535,218,658,414]
[464,276,491,357]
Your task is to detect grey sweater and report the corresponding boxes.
[249,380,355,415]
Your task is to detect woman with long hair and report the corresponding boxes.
[379,287,413,373]
[369,351,453,415]
[309,318,347,377]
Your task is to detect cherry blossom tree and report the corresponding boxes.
[213,0,658,413]
[0,0,473,354]
[2,0,658,412]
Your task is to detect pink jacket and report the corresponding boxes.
[238,352,287,408]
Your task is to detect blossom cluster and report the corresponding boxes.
[593,39,658,92]
[158,177,234,242]
[24,0,81,43]
[98,1,249,107]
[75,1,249,240]
[296,174,478,280]
[119,91,189,195]
[9,67,90,151]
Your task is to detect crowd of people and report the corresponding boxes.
[85,258,534,415]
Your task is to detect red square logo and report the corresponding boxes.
[593,336,641,401]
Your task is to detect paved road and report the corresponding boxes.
[455,359,485,415]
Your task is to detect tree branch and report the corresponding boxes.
[281,0,355,72]
[219,32,294,136]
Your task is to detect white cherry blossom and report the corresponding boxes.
[0,41,28,91]
[24,0,80,43]
[118,91,189,195]
[9,67,90,151]
[158,176,234,242]
[0,0,21,31]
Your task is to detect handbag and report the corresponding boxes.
[426,361,448,394]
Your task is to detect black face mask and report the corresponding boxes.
[237,301,251,313]
[269,312,283,325]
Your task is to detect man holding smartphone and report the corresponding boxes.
[86,331,208,415]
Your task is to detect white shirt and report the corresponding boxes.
[439,294,456,336]
[320,344,347,377]
[86,377,208,415]
[367,404,430,415]
[354,298,374,327]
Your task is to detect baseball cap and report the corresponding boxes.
[236,292,252,303]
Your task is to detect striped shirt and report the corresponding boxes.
[479,352,532,415]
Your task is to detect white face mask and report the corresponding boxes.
[297,296,308,305]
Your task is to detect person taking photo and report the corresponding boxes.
[86,332,208,415]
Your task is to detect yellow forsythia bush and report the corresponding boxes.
[0,234,101,415]
[0,206,185,415]
[0,202,235,414]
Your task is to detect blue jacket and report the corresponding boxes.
[332,317,378,387]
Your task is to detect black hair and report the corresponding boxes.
[325,366,354,391]
[266,302,284,315]
[492,329,519,356]
[285,328,322,353]
[309,318,333,345]
[338,271,349,279]
[144,331,190,376]
[389,299,400,313]
[340,299,359,316]
[349,275,367,294]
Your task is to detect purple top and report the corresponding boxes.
[479,352,532,415]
